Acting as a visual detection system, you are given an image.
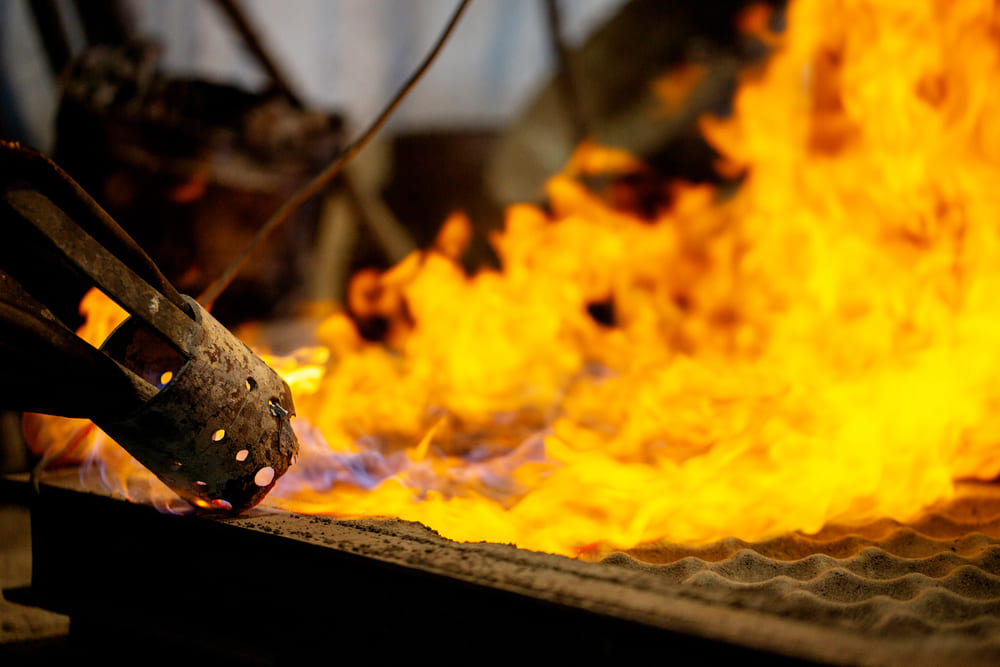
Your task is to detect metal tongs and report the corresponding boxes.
[0,140,298,512]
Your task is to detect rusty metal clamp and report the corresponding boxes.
[0,140,298,512]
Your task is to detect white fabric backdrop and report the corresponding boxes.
[1,0,626,150]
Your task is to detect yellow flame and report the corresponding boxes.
[27,0,1000,556]
[22,289,127,463]
[22,289,181,507]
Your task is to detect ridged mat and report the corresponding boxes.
[601,482,1000,649]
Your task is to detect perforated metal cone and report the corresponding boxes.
[94,297,298,512]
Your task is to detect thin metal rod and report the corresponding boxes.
[543,0,588,143]
[198,0,473,309]
[70,0,131,46]
[27,0,72,76]
[212,0,304,109]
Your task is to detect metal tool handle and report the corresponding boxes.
[0,141,191,317]
[4,188,200,357]
[0,297,156,418]
[0,140,199,417]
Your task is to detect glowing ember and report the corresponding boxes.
[25,0,1000,556]
[211,498,233,511]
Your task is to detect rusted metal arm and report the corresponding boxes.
[0,296,157,418]
[0,140,298,512]
[5,188,199,357]
[0,141,191,316]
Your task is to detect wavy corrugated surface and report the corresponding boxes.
[600,482,1000,654]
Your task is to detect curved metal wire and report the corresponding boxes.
[199,0,474,309]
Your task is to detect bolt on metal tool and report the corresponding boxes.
[0,140,298,512]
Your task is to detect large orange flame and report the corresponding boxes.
[27,0,1000,556]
